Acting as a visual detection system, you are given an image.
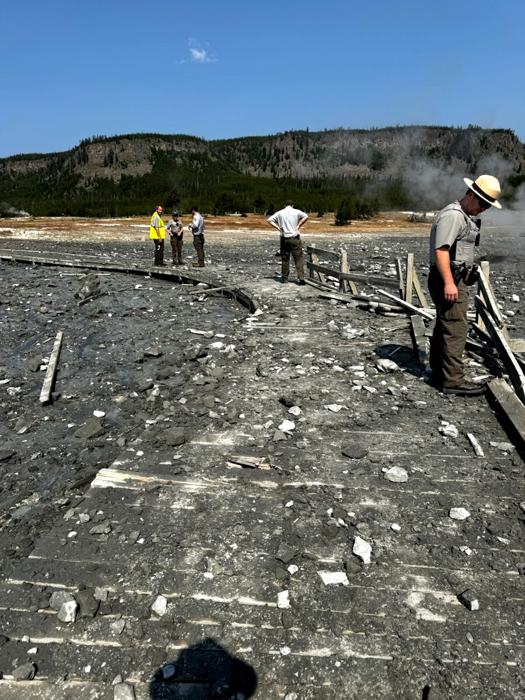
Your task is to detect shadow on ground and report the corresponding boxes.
[149,638,258,699]
[374,343,425,378]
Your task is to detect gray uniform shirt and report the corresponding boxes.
[166,219,183,236]
[429,201,480,266]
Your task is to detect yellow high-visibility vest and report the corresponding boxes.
[149,212,166,240]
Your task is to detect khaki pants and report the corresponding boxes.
[280,235,304,280]
[428,267,469,388]
[193,234,205,265]
[170,235,183,263]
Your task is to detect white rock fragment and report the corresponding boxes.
[278,419,295,433]
[376,358,401,372]
[151,595,168,617]
[58,600,78,623]
[93,410,106,418]
[511,294,520,302]
[288,406,302,416]
[280,646,291,656]
[460,545,473,556]
[439,421,459,438]
[384,466,408,483]
[490,441,514,452]
[353,536,372,565]
[277,590,290,609]
[113,682,137,700]
[317,571,349,586]
[287,564,299,575]
[323,404,346,413]
[284,500,294,508]
[466,433,485,457]
[449,507,471,521]
[391,523,401,532]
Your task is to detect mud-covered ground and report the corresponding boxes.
[0,223,524,699]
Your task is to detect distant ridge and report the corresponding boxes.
[1,126,523,216]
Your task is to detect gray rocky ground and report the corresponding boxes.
[0,225,523,699]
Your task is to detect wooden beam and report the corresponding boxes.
[39,331,63,405]
[339,248,357,294]
[412,268,430,308]
[395,258,405,300]
[405,253,414,305]
[477,261,490,332]
[478,267,505,328]
[306,261,399,288]
[487,378,525,448]
[305,244,340,261]
[476,298,525,403]
[375,288,435,320]
[410,315,427,364]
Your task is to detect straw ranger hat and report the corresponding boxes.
[463,174,502,209]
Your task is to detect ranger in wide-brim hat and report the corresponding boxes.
[463,174,502,209]
[426,174,502,397]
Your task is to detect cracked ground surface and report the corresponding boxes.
[0,222,524,699]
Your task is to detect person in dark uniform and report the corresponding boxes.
[166,211,184,265]
[428,174,502,396]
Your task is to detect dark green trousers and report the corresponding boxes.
[428,267,469,388]
[280,235,304,280]
[193,234,205,265]
[170,235,183,263]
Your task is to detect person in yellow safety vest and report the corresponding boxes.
[149,205,166,266]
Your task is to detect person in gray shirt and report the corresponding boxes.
[427,174,501,396]
[166,211,184,265]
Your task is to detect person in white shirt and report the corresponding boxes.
[267,201,308,284]
[188,206,205,267]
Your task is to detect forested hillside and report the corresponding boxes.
[1,126,523,216]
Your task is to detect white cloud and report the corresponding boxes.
[190,47,210,63]
[188,38,217,64]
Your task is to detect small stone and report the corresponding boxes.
[13,662,37,680]
[113,682,136,700]
[516,563,525,576]
[288,406,302,416]
[449,507,471,521]
[93,410,106,418]
[439,422,459,439]
[280,646,291,656]
[278,419,295,433]
[0,449,15,462]
[353,536,372,565]
[287,564,299,575]
[277,590,290,609]
[74,417,105,440]
[276,543,298,564]
[161,664,176,681]
[151,595,168,617]
[384,466,408,483]
[58,600,78,623]
[466,632,474,643]
[458,589,479,611]
[341,445,368,460]
[77,589,100,618]
[94,587,109,602]
[285,694,299,700]
[89,522,112,535]
[391,523,401,532]
[110,619,127,635]
[324,404,346,413]
[318,571,349,586]
[144,347,162,358]
[163,427,186,447]
[272,429,287,442]
[49,590,75,610]
[112,674,123,686]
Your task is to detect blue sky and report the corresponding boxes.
[1,0,524,157]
